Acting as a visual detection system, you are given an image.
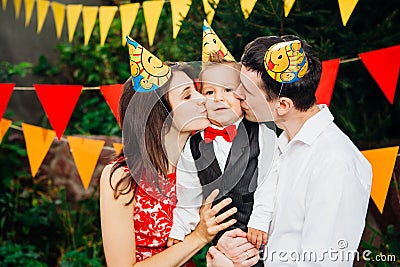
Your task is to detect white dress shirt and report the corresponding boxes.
[265,105,372,266]
[169,119,279,241]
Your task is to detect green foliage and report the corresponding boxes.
[0,61,32,82]
[0,242,47,267]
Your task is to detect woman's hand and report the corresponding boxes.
[191,189,237,244]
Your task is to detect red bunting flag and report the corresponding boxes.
[34,84,82,140]
[99,84,123,125]
[0,83,15,119]
[315,59,340,107]
[359,45,400,104]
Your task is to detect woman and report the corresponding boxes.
[100,39,238,267]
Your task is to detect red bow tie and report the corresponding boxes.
[204,125,237,143]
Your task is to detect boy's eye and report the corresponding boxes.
[225,87,233,92]
[204,90,214,95]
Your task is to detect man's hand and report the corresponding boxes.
[207,246,260,267]
[216,229,259,265]
[166,237,182,247]
[247,227,268,249]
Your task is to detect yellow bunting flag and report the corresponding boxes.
[120,3,139,46]
[338,0,358,26]
[142,0,164,47]
[113,143,123,155]
[283,0,295,17]
[82,6,98,45]
[36,0,49,33]
[0,118,12,144]
[203,0,219,25]
[22,123,56,177]
[67,4,82,42]
[99,6,118,46]
[67,136,105,190]
[240,0,257,19]
[13,0,21,19]
[51,2,65,39]
[362,146,399,213]
[24,0,35,26]
[170,0,192,39]
[2,0,7,10]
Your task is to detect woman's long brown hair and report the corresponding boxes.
[109,63,196,205]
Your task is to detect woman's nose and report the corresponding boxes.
[195,91,206,105]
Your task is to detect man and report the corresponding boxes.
[208,35,372,267]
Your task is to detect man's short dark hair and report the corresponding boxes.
[241,35,322,111]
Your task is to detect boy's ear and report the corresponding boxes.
[275,97,293,116]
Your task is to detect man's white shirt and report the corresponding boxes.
[265,105,372,267]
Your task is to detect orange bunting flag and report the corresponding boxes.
[51,2,65,39]
[82,6,99,45]
[170,0,192,39]
[203,0,219,25]
[0,83,15,119]
[13,0,21,19]
[67,136,105,190]
[99,6,118,46]
[99,84,123,125]
[36,0,49,33]
[359,45,400,104]
[34,84,82,140]
[240,0,257,19]
[362,146,399,213]
[113,143,123,155]
[283,0,295,17]
[24,0,35,26]
[338,0,358,26]
[67,4,82,42]
[22,123,56,177]
[0,118,12,144]
[315,59,340,107]
[142,0,164,46]
[119,3,139,46]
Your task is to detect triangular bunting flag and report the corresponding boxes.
[2,0,7,10]
[170,0,192,39]
[34,84,82,140]
[338,0,358,26]
[13,0,21,19]
[362,146,399,213]
[99,84,123,125]
[315,58,340,107]
[142,0,164,47]
[240,0,257,19]
[120,3,139,46]
[82,6,98,45]
[0,118,12,144]
[359,45,400,104]
[0,83,15,119]
[202,20,235,62]
[36,0,49,33]
[113,143,123,155]
[203,0,219,25]
[66,4,82,42]
[24,0,35,26]
[283,0,295,17]
[51,2,65,39]
[67,136,105,189]
[99,6,118,46]
[22,123,56,177]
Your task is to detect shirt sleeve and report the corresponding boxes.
[247,124,279,233]
[298,158,371,267]
[169,139,203,241]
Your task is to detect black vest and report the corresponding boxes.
[190,118,260,243]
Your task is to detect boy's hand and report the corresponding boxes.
[167,237,182,247]
[247,227,268,249]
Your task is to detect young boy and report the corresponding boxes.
[168,54,278,261]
